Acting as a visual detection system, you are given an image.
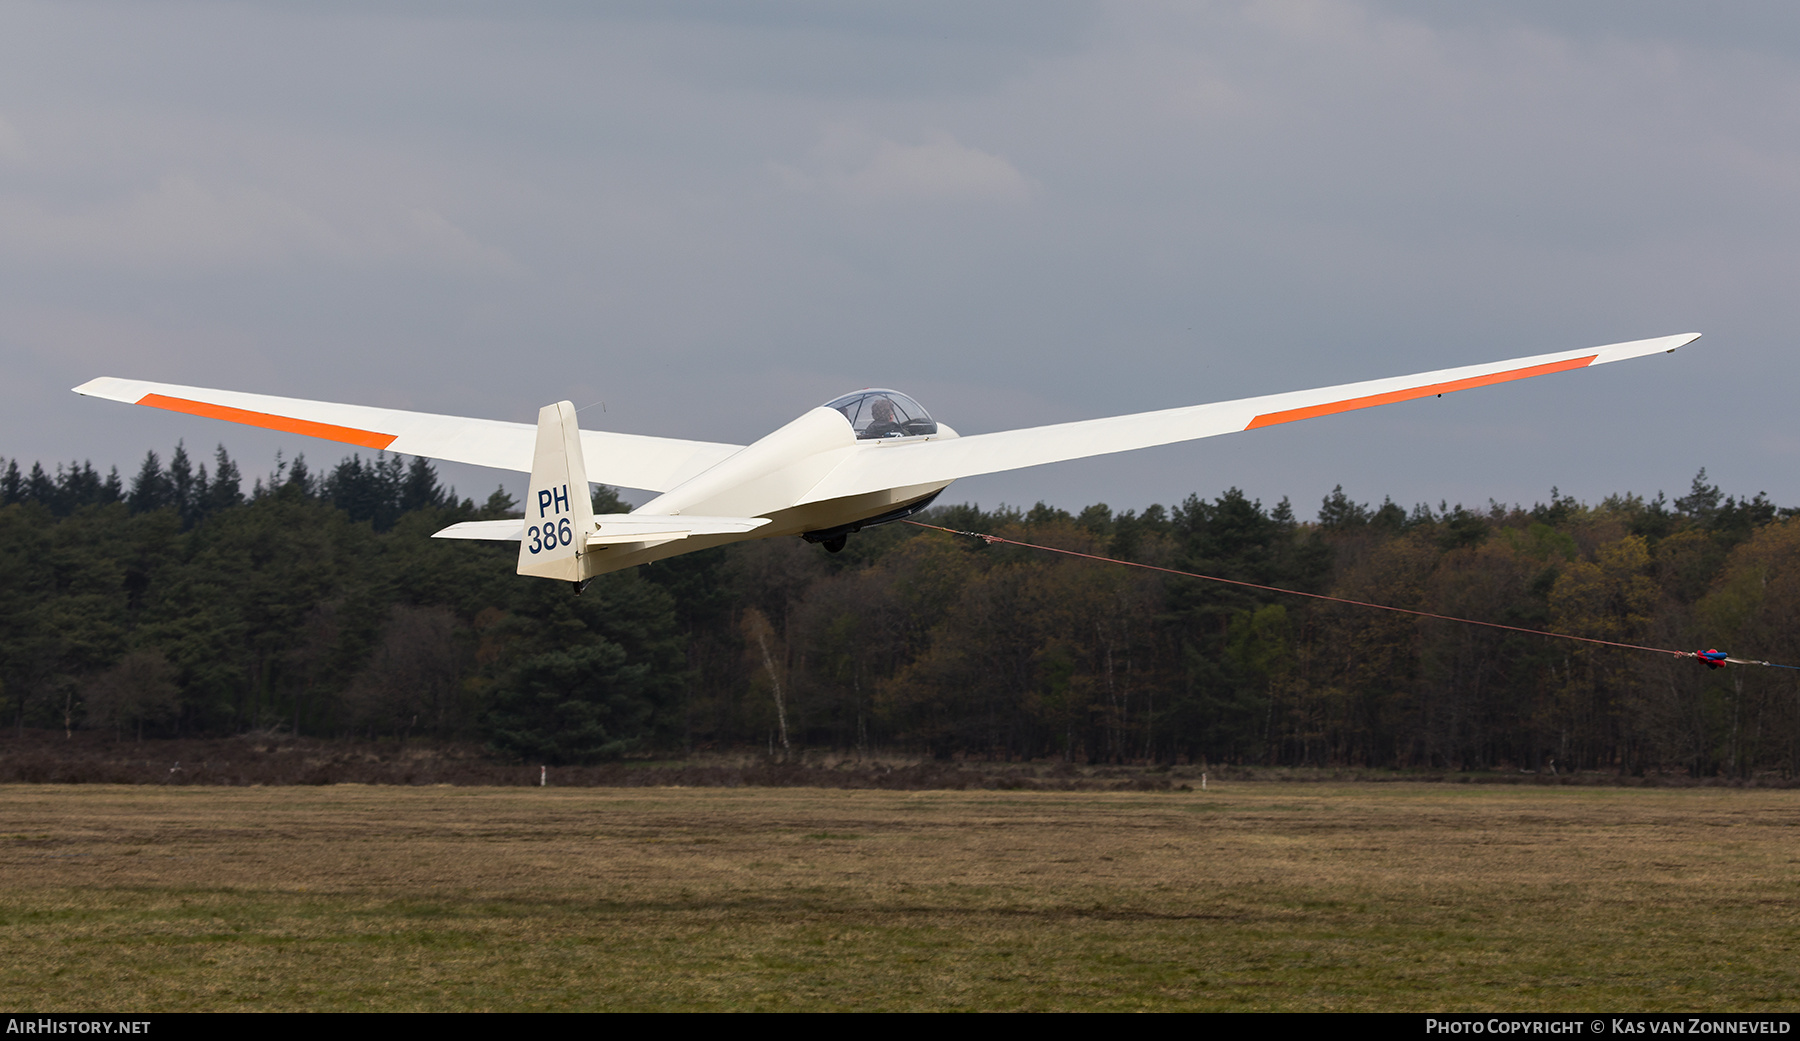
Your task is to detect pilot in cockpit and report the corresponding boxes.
[825,389,938,440]
[865,396,899,438]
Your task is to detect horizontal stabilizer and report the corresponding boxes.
[433,519,528,541]
[587,514,771,545]
[434,514,770,544]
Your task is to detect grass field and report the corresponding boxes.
[2,782,1796,1011]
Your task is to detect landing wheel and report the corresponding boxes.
[822,534,847,553]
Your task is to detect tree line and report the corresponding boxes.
[4,442,1799,776]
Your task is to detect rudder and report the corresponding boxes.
[517,400,596,583]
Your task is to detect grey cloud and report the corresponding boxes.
[0,174,520,275]
[775,127,1034,204]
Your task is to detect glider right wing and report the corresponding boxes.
[795,332,1700,505]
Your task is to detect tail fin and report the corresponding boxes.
[517,400,596,583]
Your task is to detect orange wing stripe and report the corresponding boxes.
[136,393,398,451]
[1243,355,1598,431]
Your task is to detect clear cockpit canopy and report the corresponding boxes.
[824,389,938,440]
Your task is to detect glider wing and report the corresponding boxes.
[795,333,1700,505]
[71,377,744,493]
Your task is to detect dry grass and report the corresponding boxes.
[2,783,1797,1011]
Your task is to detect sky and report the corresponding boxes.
[3,1,1798,519]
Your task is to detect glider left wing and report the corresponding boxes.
[72,377,744,494]
[795,332,1699,506]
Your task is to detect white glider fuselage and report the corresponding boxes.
[595,406,959,574]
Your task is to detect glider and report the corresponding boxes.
[75,332,1698,585]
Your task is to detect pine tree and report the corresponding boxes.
[1676,469,1722,523]
[400,456,444,513]
[1318,485,1369,530]
[168,442,196,524]
[285,453,313,498]
[204,446,242,515]
[128,452,170,513]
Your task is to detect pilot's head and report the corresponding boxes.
[870,398,896,423]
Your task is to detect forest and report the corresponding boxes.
[3,441,1799,777]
